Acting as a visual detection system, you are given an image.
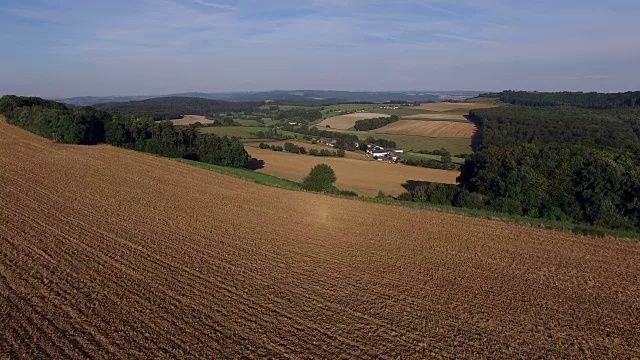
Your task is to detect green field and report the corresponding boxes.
[373,134,471,154]
[235,119,263,127]
[401,117,470,123]
[400,152,467,165]
[177,159,303,191]
[200,126,300,140]
[200,126,265,138]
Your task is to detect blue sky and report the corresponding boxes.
[1,0,639,97]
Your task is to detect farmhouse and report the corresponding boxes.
[320,137,338,147]
[366,144,404,161]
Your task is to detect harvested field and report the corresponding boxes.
[245,141,367,160]
[416,102,498,111]
[318,112,390,130]
[2,118,640,359]
[374,120,476,138]
[167,114,214,125]
[246,147,457,196]
[403,114,468,121]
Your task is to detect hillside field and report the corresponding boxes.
[168,114,214,125]
[245,141,367,160]
[403,114,468,121]
[374,120,476,138]
[1,118,639,358]
[245,147,458,196]
[322,128,473,154]
[317,112,390,130]
[0,117,640,359]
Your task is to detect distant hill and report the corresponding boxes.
[169,90,480,104]
[57,90,482,106]
[94,97,263,121]
[55,95,157,107]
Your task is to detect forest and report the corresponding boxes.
[468,106,640,151]
[0,95,249,167]
[405,92,640,231]
[94,96,262,120]
[480,90,640,109]
[274,108,323,123]
[354,115,399,131]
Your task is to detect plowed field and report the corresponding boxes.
[374,120,476,138]
[1,118,639,359]
[318,112,390,129]
[416,102,498,111]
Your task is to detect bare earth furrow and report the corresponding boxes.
[1,118,639,358]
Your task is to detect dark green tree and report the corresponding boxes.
[303,164,337,191]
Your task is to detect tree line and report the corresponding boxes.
[401,91,640,231]
[94,96,263,121]
[354,115,399,131]
[274,108,323,123]
[279,125,361,150]
[480,90,640,109]
[1,95,250,168]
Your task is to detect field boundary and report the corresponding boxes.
[176,158,640,241]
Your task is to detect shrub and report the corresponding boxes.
[452,190,485,209]
[412,183,458,205]
[259,142,270,149]
[354,115,399,131]
[338,190,358,197]
[303,164,337,192]
[336,149,346,157]
[283,142,297,153]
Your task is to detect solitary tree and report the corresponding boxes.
[303,164,337,191]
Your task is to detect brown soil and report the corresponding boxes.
[1,117,639,359]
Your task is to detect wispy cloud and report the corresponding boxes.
[1,0,639,97]
[189,0,235,10]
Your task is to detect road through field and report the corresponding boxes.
[1,118,639,359]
